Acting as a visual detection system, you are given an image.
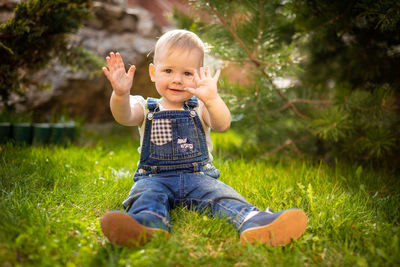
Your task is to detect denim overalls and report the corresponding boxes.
[122,97,259,232]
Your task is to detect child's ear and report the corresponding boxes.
[149,63,155,82]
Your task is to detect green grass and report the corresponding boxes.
[1,124,399,266]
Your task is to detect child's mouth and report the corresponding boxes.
[169,88,183,92]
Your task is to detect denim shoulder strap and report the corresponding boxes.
[184,96,198,110]
[147,97,159,112]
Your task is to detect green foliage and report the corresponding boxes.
[0,131,399,265]
[0,0,103,109]
[291,0,400,89]
[176,0,399,163]
[291,0,400,161]
[312,106,351,143]
[357,0,400,32]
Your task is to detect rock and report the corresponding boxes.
[126,7,159,37]
[0,0,17,24]
[21,1,162,123]
[103,3,124,19]
[120,14,138,32]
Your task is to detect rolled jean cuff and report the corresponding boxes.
[234,206,259,231]
[129,210,171,232]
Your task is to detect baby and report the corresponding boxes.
[100,29,307,246]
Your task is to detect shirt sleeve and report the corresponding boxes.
[197,100,210,129]
[130,95,146,111]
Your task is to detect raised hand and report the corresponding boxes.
[102,52,136,96]
[184,66,221,105]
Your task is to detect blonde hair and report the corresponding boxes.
[154,29,205,66]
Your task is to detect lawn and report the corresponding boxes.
[0,124,399,266]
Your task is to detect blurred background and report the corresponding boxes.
[0,0,399,166]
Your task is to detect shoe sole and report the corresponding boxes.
[240,209,307,246]
[100,211,169,247]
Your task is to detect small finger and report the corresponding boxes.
[199,67,204,80]
[110,52,116,67]
[213,69,221,81]
[128,65,136,78]
[116,52,125,69]
[102,67,111,80]
[106,57,113,71]
[184,87,196,95]
[205,66,210,77]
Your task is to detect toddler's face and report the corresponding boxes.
[150,48,202,109]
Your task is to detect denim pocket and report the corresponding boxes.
[149,117,202,160]
[149,118,174,160]
[150,119,172,146]
[171,117,202,160]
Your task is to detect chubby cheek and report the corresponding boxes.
[155,78,168,89]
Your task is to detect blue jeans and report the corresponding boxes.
[122,171,259,232]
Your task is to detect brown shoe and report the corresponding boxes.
[100,211,169,247]
[240,209,307,246]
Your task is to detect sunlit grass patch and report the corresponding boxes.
[0,128,399,266]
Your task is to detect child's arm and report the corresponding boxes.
[102,52,144,126]
[184,67,231,132]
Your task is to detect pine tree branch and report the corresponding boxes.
[291,99,333,105]
[259,133,316,159]
[206,0,310,120]
[268,99,332,114]
[270,84,310,119]
[260,139,293,158]
[382,104,400,111]
[268,102,291,114]
[259,138,304,158]
[291,141,303,158]
[259,121,349,159]
[227,57,277,67]
[206,1,257,66]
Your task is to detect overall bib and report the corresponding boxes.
[122,97,258,232]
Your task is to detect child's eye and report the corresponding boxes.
[184,72,193,76]
[165,69,172,73]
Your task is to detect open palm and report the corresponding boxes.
[185,66,221,105]
[102,52,136,96]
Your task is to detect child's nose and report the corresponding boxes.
[172,74,182,84]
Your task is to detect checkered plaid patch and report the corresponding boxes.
[150,119,172,145]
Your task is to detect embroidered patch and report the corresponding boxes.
[151,119,172,145]
[177,138,194,151]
